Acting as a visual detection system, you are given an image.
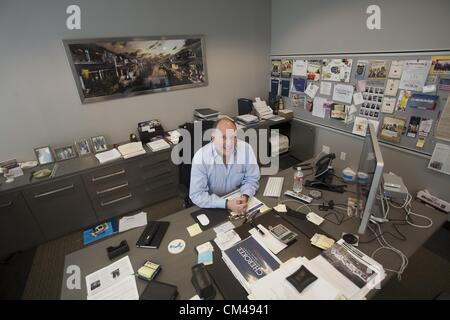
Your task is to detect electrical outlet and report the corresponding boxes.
[340,152,346,161]
[322,145,330,154]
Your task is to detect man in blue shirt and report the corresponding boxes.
[189,118,260,213]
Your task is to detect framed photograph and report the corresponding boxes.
[379,116,406,143]
[75,139,92,156]
[34,146,55,165]
[63,35,207,104]
[54,145,78,162]
[91,135,108,153]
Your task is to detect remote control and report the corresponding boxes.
[284,190,313,203]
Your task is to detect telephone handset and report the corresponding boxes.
[314,153,335,178]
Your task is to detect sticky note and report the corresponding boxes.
[274,204,287,212]
[187,223,202,237]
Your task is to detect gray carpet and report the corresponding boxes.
[10,195,450,300]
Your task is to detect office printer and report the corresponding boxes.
[253,97,274,120]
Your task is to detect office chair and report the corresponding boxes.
[178,120,215,208]
[238,98,253,115]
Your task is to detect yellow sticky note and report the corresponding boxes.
[274,204,287,212]
[187,223,202,237]
[259,205,271,213]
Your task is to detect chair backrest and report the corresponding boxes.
[237,98,253,115]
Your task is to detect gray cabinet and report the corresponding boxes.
[0,192,45,258]
[23,176,97,240]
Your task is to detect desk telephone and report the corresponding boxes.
[253,98,274,120]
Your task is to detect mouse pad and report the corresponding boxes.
[190,208,230,231]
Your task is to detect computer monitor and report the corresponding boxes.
[357,123,384,234]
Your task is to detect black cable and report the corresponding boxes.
[359,221,408,244]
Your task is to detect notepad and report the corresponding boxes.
[187,223,202,237]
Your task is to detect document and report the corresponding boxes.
[332,84,354,104]
[353,92,364,105]
[223,190,264,215]
[118,211,147,233]
[429,143,450,175]
[322,59,352,82]
[385,79,400,96]
[312,97,327,118]
[292,59,307,76]
[249,224,287,255]
[320,81,332,96]
[95,148,122,164]
[213,221,235,235]
[214,229,241,251]
[436,97,450,142]
[388,60,404,78]
[352,117,368,136]
[147,139,171,152]
[399,60,431,91]
[381,97,397,114]
[86,256,138,300]
[418,119,433,137]
[305,83,319,99]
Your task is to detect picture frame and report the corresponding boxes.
[54,145,78,162]
[63,35,207,104]
[75,139,93,156]
[34,146,55,165]
[91,135,108,153]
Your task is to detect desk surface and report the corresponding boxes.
[60,166,447,300]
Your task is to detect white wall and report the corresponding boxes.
[0,0,271,160]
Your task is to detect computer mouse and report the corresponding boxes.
[197,214,210,226]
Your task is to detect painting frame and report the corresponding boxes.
[63,35,208,104]
[75,139,93,156]
[34,146,55,165]
[53,145,78,162]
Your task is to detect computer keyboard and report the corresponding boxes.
[263,177,284,197]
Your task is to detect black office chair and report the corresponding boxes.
[238,98,253,115]
[178,120,215,208]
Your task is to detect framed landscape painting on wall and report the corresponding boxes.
[63,36,207,103]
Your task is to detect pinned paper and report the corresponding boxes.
[187,223,202,237]
[353,92,364,105]
[305,83,319,99]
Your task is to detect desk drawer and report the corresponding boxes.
[93,175,178,221]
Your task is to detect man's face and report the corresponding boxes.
[212,120,237,157]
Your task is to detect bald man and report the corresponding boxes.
[189,118,260,214]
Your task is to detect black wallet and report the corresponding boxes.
[286,265,318,293]
[139,280,178,300]
[191,263,216,300]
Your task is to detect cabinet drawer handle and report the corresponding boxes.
[100,193,132,206]
[34,184,75,198]
[0,201,13,208]
[96,182,129,195]
[92,169,126,182]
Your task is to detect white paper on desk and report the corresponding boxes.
[248,257,342,300]
[312,97,327,118]
[320,81,332,96]
[119,211,147,233]
[305,83,319,99]
[86,256,138,300]
[223,190,264,214]
[292,59,307,77]
[332,84,354,104]
[214,230,241,251]
[95,149,122,164]
[249,225,287,254]
[213,221,235,235]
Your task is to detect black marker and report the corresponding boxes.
[251,222,265,235]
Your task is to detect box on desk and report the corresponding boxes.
[278,109,293,119]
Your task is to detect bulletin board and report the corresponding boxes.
[270,51,450,156]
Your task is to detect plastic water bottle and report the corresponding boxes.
[293,167,304,193]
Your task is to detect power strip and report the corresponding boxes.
[416,190,450,214]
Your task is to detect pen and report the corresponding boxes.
[251,222,265,235]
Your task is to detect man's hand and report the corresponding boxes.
[227,196,248,214]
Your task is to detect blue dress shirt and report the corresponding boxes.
[189,140,260,208]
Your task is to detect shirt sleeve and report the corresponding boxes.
[189,154,227,209]
[239,144,260,197]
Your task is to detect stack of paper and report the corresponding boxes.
[146,139,171,152]
[214,229,241,251]
[196,241,214,266]
[117,142,146,159]
[310,233,335,250]
[167,130,181,144]
[95,148,122,164]
[118,211,147,233]
[249,224,287,254]
[222,190,265,216]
